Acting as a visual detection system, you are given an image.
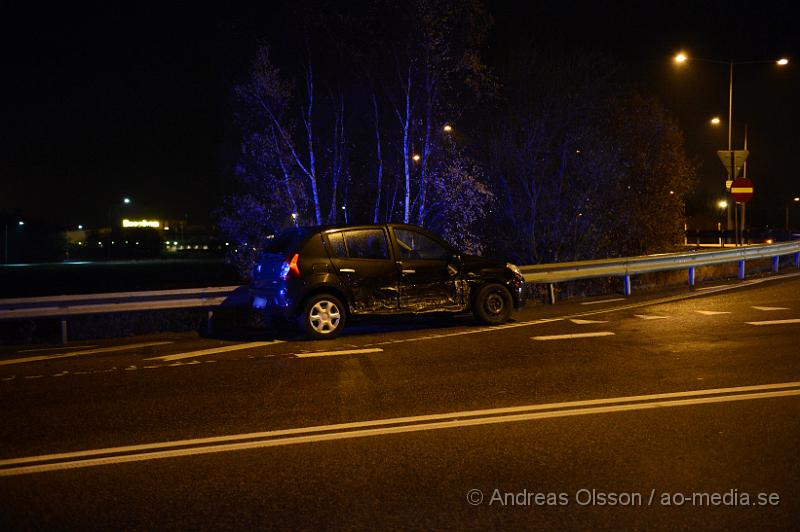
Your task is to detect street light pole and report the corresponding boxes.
[674,53,788,247]
[742,124,748,243]
[788,198,800,231]
[727,61,735,244]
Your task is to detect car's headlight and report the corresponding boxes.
[506,262,522,276]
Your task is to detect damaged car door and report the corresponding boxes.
[325,228,399,313]
[391,227,464,312]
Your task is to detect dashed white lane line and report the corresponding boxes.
[569,318,608,324]
[294,348,383,358]
[752,306,790,311]
[746,319,800,326]
[16,345,98,354]
[633,314,669,320]
[354,273,800,348]
[0,342,173,367]
[694,310,731,316]
[580,298,625,305]
[147,341,284,361]
[532,332,615,341]
[4,381,798,477]
[363,318,564,346]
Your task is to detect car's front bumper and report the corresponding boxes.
[510,275,528,309]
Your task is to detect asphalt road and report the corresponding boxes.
[2,273,800,530]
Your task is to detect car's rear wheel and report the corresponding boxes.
[298,293,346,339]
[473,283,513,325]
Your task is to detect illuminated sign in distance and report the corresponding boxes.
[122,219,161,228]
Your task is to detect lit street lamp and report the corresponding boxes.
[443,124,453,133]
[4,221,25,264]
[710,116,721,125]
[675,52,788,244]
[787,197,800,231]
[107,197,133,259]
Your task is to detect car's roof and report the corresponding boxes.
[301,223,427,233]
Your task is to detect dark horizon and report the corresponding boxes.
[2,0,799,230]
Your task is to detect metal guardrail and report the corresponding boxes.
[520,241,800,303]
[0,286,246,343]
[2,242,799,343]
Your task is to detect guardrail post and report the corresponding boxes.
[207,310,214,336]
[61,319,68,344]
[772,256,780,273]
[548,284,556,305]
[738,260,746,280]
[623,275,631,297]
[794,253,800,268]
[688,267,695,287]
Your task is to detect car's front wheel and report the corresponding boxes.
[473,283,513,325]
[298,293,346,339]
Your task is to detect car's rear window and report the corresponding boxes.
[264,228,315,254]
[326,229,389,260]
[326,232,347,258]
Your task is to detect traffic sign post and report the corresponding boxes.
[718,150,749,178]
[730,177,754,247]
[718,150,749,243]
[730,178,754,203]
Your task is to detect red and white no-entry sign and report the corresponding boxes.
[730,178,754,203]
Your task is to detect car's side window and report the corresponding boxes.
[394,229,448,260]
[326,232,347,258]
[343,229,389,260]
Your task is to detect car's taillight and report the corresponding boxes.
[280,253,301,280]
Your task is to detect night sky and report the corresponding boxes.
[2,1,799,229]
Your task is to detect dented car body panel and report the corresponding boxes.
[249,223,526,320]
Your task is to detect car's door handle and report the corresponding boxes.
[401,269,416,274]
[339,268,356,273]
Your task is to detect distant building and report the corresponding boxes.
[65,218,224,260]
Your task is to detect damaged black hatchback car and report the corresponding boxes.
[250,224,526,339]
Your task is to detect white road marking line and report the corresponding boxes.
[532,332,615,341]
[17,345,98,354]
[294,348,383,358]
[3,381,800,476]
[695,286,724,291]
[0,342,173,367]
[147,341,284,361]
[694,310,731,316]
[356,272,800,348]
[752,306,789,311]
[569,318,608,324]
[580,298,625,305]
[746,319,800,326]
[360,318,564,347]
[633,314,669,320]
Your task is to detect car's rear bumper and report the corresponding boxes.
[249,286,297,318]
